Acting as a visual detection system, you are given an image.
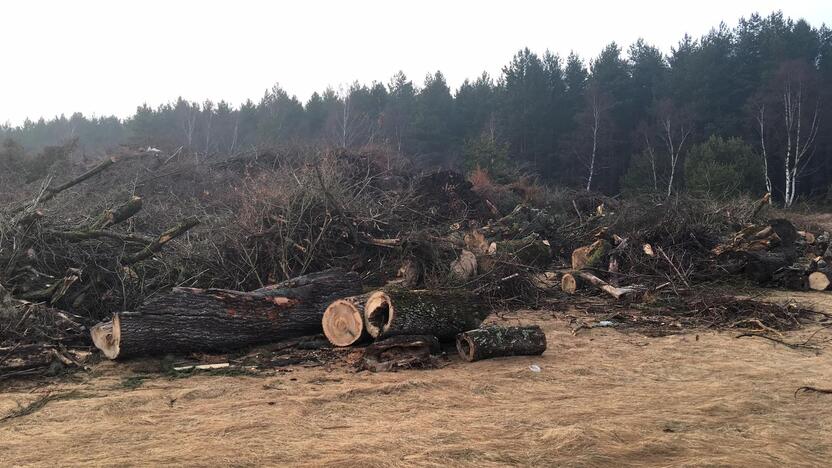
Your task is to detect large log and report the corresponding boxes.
[456,326,547,362]
[90,268,362,359]
[363,288,487,340]
[322,293,370,347]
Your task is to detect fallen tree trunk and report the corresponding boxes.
[322,293,370,347]
[456,325,546,362]
[363,289,487,340]
[90,268,361,359]
[561,270,641,301]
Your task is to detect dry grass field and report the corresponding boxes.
[2,302,831,467]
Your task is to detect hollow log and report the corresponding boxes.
[90,268,362,359]
[456,325,547,362]
[363,288,487,340]
[322,293,370,347]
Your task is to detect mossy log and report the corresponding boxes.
[571,239,610,270]
[90,269,362,359]
[456,325,547,362]
[363,288,487,340]
[322,293,370,347]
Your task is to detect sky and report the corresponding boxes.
[1,0,830,125]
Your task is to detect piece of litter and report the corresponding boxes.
[596,320,615,327]
[529,364,541,372]
[173,363,230,371]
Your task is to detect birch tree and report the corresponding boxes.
[656,99,693,197]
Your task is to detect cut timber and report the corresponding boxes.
[560,272,583,294]
[363,289,487,340]
[562,270,641,301]
[456,326,547,362]
[322,293,370,347]
[571,239,609,270]
[90,268,361,359]
[360,334,440,372]
[487,234,552,268]
[809,271,831,291]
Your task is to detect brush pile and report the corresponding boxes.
[2,146,830,378]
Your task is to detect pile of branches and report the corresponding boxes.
[1,157,200,377]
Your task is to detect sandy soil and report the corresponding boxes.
[2,306,831,468]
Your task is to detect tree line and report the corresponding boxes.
[2,11,831,205]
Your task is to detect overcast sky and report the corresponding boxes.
[1,0,830,125]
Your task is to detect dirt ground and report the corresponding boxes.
[2,302,831,468]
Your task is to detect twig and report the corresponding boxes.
[794,386,832,398]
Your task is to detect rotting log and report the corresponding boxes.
[456,325,546,362]
[90,268,362,359]
[322,293,370,347]
[360,334,440,372]
[363,288,487,341]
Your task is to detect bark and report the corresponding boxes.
[322,293,370,347]
[456,325,547,362]
[363,288,487,341]
[90,268,362,359]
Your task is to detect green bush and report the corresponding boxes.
[685,136,760,196]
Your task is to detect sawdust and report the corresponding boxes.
[1,311,831,467]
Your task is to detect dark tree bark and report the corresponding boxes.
[456,325,547,362]
[363,288,487,341]
[90,268,362,359]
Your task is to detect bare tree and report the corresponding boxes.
[753,104,773,195]
[754,61,822,208]
[582,84,610,192]
[780,71,820,208]
[656,99,693,197]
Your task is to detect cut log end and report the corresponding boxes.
[364,291,394,338]
[809,271,831,291]
[322,299,365,346]
[561,272,578,294]
[90,315,120,360]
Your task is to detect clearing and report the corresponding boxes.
[2,302,831,467]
